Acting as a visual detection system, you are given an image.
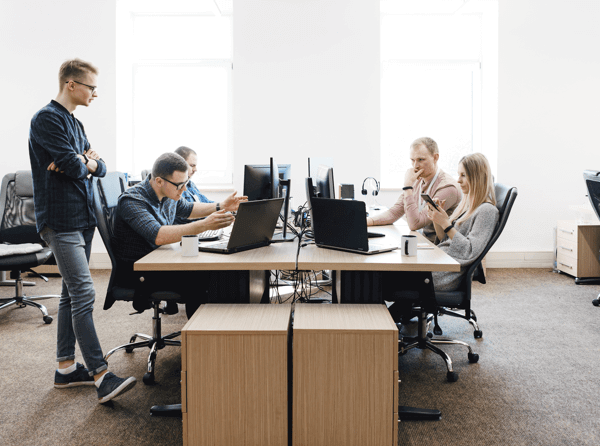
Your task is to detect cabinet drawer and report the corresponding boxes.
[556,237,577,257]
[556,252,578,276]
[557,221,577,241]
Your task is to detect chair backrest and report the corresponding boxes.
[141,169,151,180]
[465,183,518,284]
[92,172,127,270]
[0,171,43,244]
[584,170,600,222]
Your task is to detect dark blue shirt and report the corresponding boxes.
[113,177,194,263]
[175,179,213,225]
[28,100,106,232]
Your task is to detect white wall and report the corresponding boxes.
[2,0,600,267]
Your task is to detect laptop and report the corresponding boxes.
[310,198,398,255]
[198,198,284,254]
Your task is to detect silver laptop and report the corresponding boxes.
[310,198,398,255]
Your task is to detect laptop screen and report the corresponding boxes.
[310,198,369,251]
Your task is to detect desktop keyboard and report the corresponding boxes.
[198,228,224,242]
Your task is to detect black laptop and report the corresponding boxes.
[198,198,284,254]
[310,198,398,255]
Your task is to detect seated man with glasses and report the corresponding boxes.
[112,152,246,317]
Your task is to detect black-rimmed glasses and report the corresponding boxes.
[159,177,189,191]
[66,80,97,94]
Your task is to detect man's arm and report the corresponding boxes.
[188,191,248,219]
[154,211,235,246]
[30,112,90,180]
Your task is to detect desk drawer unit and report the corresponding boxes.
[556,220,600,279]
[181,304,292,446]
[293,304,399,446]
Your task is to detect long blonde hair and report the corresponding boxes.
[450,153,496,225]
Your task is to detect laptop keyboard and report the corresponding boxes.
[198,228,224,242]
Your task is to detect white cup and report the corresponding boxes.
[181,234,199,257]
[401,234,417,257]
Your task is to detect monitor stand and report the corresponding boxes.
[272,179,296,243]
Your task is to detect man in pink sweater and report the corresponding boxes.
[367,137,462,243]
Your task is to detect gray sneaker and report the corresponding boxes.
[96,372,137,404]
[54,363,95,388]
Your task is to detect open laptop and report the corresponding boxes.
[310,198,398,255]
[198,198,284,254]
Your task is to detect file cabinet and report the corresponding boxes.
[556,220,600,281]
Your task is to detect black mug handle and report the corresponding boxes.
[404,239,409,255]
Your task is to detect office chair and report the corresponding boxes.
[396,183,518,382]
[583,170,600,306]
[0,171,60,324]
[92,173,182,385]
[141,169,151,180]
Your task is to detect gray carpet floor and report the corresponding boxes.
[0,268,599,446]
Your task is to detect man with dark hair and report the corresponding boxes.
[29,58,136,404]
[173,146,213,225]
[112,152,246,317]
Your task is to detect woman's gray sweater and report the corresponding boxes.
[432,202,499,291]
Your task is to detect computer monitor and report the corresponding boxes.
[315,165,335,199]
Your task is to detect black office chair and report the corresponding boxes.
[92,172,182,385]
[583,170,600,306]
[0,171,60,324]
[397,183,518,382]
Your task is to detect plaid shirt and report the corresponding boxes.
[113,177,194,263]
[28,100,106,232]
[175,179,213,225]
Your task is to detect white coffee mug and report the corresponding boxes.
[401,234,417,257]
[181,234,199,257]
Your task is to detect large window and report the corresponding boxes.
[117,0,233,184]
[380,0,498,187]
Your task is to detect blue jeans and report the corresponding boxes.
[40,227,107,376]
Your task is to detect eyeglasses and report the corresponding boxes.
[159,177,189,191]
[66,80,97,94]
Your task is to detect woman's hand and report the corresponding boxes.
[426,198,450,228]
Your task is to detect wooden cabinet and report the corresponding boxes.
[292,304,399,446]
[181,304,292,446]
[556,220,600,280]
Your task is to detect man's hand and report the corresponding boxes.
[404,167,424,187]
[84,149,101,160]
[221,191,248,212]
[202,209,235,231]
[47,161,63,173]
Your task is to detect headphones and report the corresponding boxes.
[361,177,380,196]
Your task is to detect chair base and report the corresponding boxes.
[150,404,182,417]
[0,271,59,324]
[439,307,483,339]
[399,310,479,382]
[104,301,181,385]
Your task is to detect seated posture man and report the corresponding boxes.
[173,146,212,225]
[112,152,246,318]
[367,137,462,243]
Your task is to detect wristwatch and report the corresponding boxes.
[216,202,221,211]
[443,223,455,233]
[83,154,89,165]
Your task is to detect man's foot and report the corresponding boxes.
[54,363,95,388]
[96,373,137,404]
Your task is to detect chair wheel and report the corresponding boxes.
[125,348,134,353]
[426,332,433,338]
[143,372,155,385]
[43,315,53,324]
[593,299,600,307]
[468,352,479,363]
[447,371,459,382]
[433,327,443,336]
[474,330,483,339]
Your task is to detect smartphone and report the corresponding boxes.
[420,193,439,211]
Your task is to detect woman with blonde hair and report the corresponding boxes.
[426,152,499,291]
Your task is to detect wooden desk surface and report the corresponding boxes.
[135,223,459,273]
[134,239,298,271]
[298,224,460,272]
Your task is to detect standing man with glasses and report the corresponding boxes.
[29,58,137,404]
[112,152,246,318]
